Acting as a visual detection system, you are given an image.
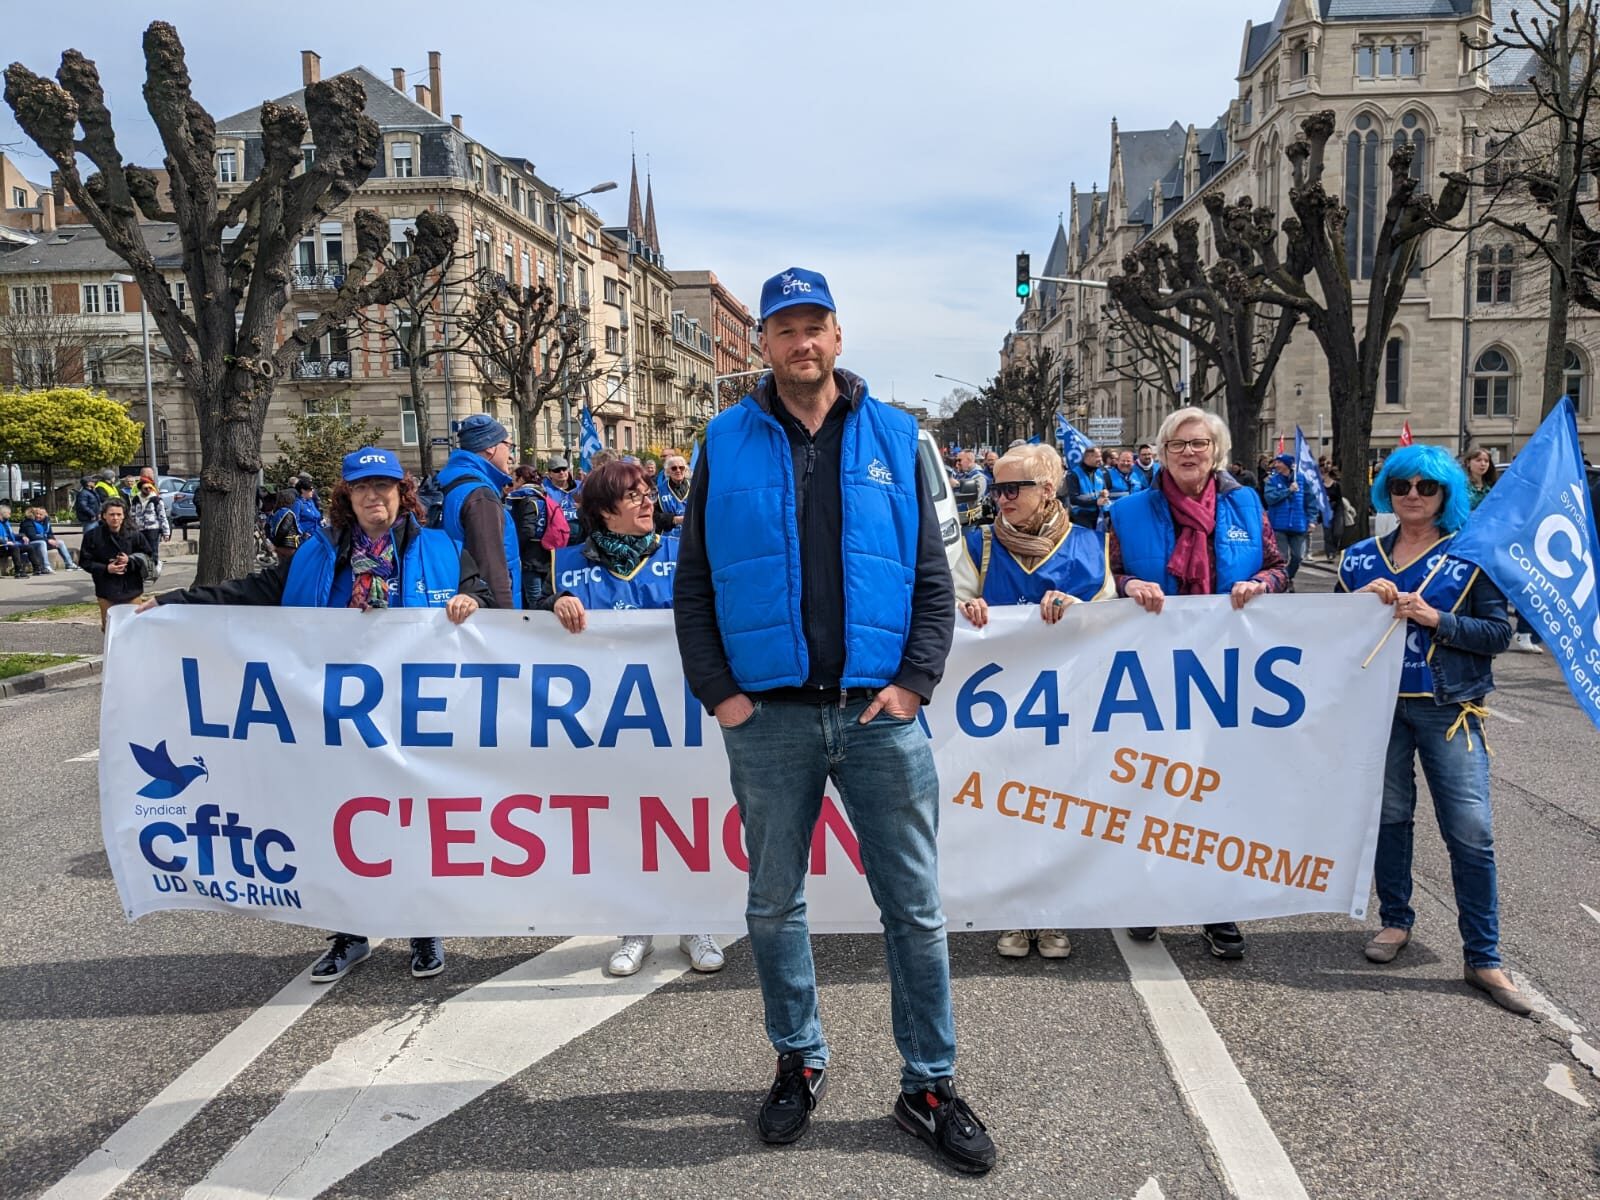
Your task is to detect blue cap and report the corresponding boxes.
[342,446,404,482]
[458,412,511,453]
[759,267,836,321]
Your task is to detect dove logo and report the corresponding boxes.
[131,741,209,799]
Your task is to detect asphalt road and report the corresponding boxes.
[1,559,1597,1199]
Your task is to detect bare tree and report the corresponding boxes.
[3,22,457,582]
[0,305,98,389]
[1108,195,1300,459]
[1098,294,1225,410]
[984,344,1073,443]
[455,279,600,462]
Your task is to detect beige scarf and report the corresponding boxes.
[994,495,1068,570]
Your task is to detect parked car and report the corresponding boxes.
[916,429,964,576]
[169,478,200,527]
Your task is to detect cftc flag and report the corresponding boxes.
[1056,413,1093,469]
[1449,398,1600,731]
[1295,426,1333,525]
[578,407,604,471]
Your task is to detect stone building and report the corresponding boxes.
[671,269,763,405]
[1007,0,1600,464]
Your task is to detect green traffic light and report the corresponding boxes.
[1016,281,1032,298]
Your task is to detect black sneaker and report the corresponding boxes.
[756,1051,827,1144]
[1127,927,1159,942]
[1202,922,1247,959]
[894,1078,995,1175]
[310,933,370,981]
[410,937,445,978]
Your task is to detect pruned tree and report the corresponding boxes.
[456,279,599,461]
[3,22,458,582]
[0,305,98,390]
[984,344,1073,443]
[1099,294,1224,411]
[1108,196,1300,461]
[1465,0,1600,416]
[1272,112,1466,535]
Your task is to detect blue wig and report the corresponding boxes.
[1370,444,1473,533]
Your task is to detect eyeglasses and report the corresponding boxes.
[1164,438,1214,454]
[991,480,1041,500]
[1387,477,1442,498]
[622,487,655,506]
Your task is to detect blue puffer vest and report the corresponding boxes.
[1264,470,1310,533]
[281,518,461,608]
[438,449,521,606]
[1110,479,1265,594]
[703,382,919,691]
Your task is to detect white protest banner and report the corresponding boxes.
[100,596,1402,936]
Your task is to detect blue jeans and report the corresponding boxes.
[721,697,956,1090]
[1274,529,1308,578]
[1376,698,1500,968]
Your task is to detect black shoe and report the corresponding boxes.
[310,932,370,981]
[756,1050,827,1144]
[1202,922,1247,959]
[1127,927,1159,942]
[410,937,445,978]
[894,1078,996,1175]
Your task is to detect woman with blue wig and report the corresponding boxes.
[1336,444,1528,1014]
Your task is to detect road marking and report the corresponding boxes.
[65,748,99,762]
[1484,706,1523,725]
[1582,902,1600,928]
[1543,1064,1592,1107]
[1114,930,1309,1200]
[186,936,725,1199]
[1572,1035,1600,1083]
[1133,1178,1167,1199]
[1509,970,1584,1035]
[40,948,377,1200]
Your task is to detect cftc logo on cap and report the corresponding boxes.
[760,267,837,321]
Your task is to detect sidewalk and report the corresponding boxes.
[0,553,199,654]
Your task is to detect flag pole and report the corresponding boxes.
[1361,553,1449,670]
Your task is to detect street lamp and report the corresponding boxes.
[552,181,617,462]
[109,273,157,474]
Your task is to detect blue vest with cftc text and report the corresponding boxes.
[1109,484,1266,594]
[658,485,689,519]
[552,536,679,610]
[964,524,1112,605]
[1337,533,1479,696]
[703,392,920,691]
[438,449,521,606]
[281,520,461,609]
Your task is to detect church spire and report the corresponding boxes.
[643,168,660,254]
[626,153,645,239]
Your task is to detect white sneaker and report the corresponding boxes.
[608,935,653,976]
[1513,632,1543,653]
[679,933,725,972]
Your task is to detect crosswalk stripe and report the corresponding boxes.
[65,748,99,762]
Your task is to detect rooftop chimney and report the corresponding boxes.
[414,83,432,112]
[301,51,321,87]
[392,67,406,92]
[39,191,55,234]
[451,114,462,131]
[427,51,443,117]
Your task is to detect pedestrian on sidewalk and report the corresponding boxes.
[78,498,149,627]
[674,267,995,1174]
[1264,454,1310,579]
[74,478,102,534]
[129,476,170,579]
[0,505,36,577]
[1321,466,1346,560]
[1338,444,1530,1016]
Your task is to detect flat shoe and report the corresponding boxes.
[1463,967,1534,1016]
[1364,929,1410,963]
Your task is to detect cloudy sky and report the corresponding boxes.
[2,0,1266,407]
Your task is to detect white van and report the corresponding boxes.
[916,430,966,575]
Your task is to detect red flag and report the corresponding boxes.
[1276,432,1285,455]
[1399,421,1413,446]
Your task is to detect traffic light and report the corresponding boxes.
[1015,253,1031,299]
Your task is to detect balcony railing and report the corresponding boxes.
[292,353,352,379]
[292,264,347,291]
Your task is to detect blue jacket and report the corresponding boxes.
[1263,469,1310,533]
[1131,461,1160,491]
[1102,466,1137,503]
[1067,463,1103,524]
[292,495,322,538]
[1109,476,1266,594]
[1337,532,1511,704]
[0,519,21,545]
[439,449,521,607]
[700,381,921,692]
[282,519,461,609]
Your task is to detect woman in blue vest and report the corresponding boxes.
[146,447,493,984]
[1336,445,1529,1014]
[542,459,725,979]
[952,442,1113,962]
[1107,406,1289,961]
[654,452,692,532]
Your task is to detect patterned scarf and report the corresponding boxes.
[588,529,659,575]
[348,528,399,610]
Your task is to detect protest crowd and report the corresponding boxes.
[94,267,1600,1177]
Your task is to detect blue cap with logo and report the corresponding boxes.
[759,267,836,321]
[342,446,404,482]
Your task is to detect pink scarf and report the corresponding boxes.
[1161,470,1217,596]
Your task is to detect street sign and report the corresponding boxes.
[1086,417,1124,442]
[430,437,450,446]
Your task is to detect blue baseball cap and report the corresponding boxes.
[759,267,836,321]
[342,446,404,482]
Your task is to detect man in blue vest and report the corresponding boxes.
[674,267,993,1174]
[543,456,581,530]
[1263,453,1310,580]
[438,413,520,609]
[1131,443,1159,491]
[1064,444,1107,528]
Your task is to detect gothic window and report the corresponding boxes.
[1565,345,1589,413]
[1345,114,1382,278]
[1384,336,1405,406]
[1476,245,1514,304]
[1471,347,1515,417]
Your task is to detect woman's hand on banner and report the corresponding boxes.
[134,599,158,614]
[445,594,479,624]
[1358,579,1400,605]
[1040,591,1076,624]
[553,595,587,634]
[960,597,990,629]
[1230,580,1267,610]
[1126,580,1166,614]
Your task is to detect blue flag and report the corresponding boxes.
[1448,398,1600,731]
[1294,426,1333,525]
[578,407,603,472]
[1056,413,1093,470]
[689,436,701,477]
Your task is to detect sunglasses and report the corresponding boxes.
[1387,478,1442,498]
[991,480,1041,500]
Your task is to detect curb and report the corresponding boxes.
[0,655,104,699]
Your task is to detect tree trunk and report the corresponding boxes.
[1326,345,1371,542]
[410,353,434,477]
[194,369,270,584]
[1222,377,1258,467]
